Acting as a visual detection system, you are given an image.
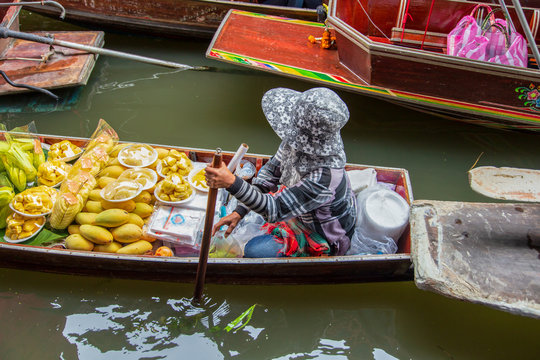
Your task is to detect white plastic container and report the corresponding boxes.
[356,186,409,241]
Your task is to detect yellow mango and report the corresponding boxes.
[127,213,144,228]
[79,224,113,244]
[94,241,123,253]
[65,234,94,251]
[101,199,136,212]
[110,143,131,157]
[106,157,121,167]
[89,189,103,202]
[84,200,104,213]
[97,176,116,189]
[75,212,98,225]
[131,202,153,218]
[94,209,129,227]
[156,147,169,159]
[100,165,126,179]
[116,240,153,255]
[111,223,143,243]
[67,224,80,235]
[133,191,152,204]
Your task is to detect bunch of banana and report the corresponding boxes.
[5,213,45,240]
[0,186,15,229]
[159,150,193,177]
[156,174,192,202]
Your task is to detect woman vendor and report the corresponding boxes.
[205,87,357,257]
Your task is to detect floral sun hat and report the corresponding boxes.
[261,87,349,157]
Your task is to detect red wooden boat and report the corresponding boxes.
[0,0,103,96]
[26,0,320,39]
[206,1,540,131]
[0,133,414,285]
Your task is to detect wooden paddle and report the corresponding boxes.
[0,27,209,71]
[193,148,222,302]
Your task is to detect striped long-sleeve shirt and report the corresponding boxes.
[227,153,357,255]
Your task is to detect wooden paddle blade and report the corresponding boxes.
[469,166,540,202]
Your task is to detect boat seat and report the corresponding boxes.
[390,27,447,53]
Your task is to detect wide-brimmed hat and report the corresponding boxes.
[261,87,349,156]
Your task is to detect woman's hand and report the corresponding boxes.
[212,211,242,237]
[205,162,236,189]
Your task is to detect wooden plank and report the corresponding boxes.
[410,200,540,319]
[0,31,104,95]
[469,166,540,202]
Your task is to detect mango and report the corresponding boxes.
[89,189,103,202]
[131,202,153,218]
[133,191,152,204]
[65,234,94,251]
[106,157,121,167]
[100,165,126,178]
[67,224,80,235]
[75,212,97,225]
[79,224,113,244]
[110,143,131,157]
[84,200,104,213]
[97,176,116,189]
[156,147,169,159]
[127,213,144,228]
[94,209,130,227]
[141,227,156,243]
[116,240,153,255]
[111,223,143,243]
[101,199,136,212]
[94,241,123,253]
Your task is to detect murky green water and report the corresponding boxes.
[0,12,538,360]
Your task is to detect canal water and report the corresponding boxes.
[0,12,538,360]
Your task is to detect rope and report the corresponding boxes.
[420,0,436,49]
[355,0,390,41]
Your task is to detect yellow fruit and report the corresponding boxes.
[156,147,169,159]
[65,234,94,251]
[127,213,144,227]
[116,240,153,255]
[97,176,116,189]
[155,246,173,257]
[84,200,104,213]
[94,209,130,227]
[110,143,131,157]
[100,165,126,178]
[67,224,80,235]
[75,212,98,225]
[131,202,153,218]
[133,191,152,204]
[89,189,103,202]
[101,199,136,212]
[79,224,113,244]
[106,157,122,167]
[111,223,143,243]
[94,241,123,253]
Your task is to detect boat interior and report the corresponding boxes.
[331,0,540,67]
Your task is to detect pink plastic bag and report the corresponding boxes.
[447,4,528,67]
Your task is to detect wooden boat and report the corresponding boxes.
[410,200,540,319]
[0,0,103,96]
[469,166,540,202]
[206,1,540,131]
[26,0,320,39]
[0,132,414,285]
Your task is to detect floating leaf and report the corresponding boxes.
[225,304,257,333]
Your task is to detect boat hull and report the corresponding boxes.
[206,6,540,131]
[27,0,318,39]
[0,133,414,284]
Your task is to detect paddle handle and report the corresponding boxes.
[0,28,208,70]
[193,149,222,302]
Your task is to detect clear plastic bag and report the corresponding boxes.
[209,211,266,258]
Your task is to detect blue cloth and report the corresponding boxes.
[244,235,285,258]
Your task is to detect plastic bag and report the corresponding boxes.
[347,184,409,255]
[209,211,266,258]
[49,119,118,229]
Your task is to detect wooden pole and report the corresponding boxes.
[193,148,222,302]
[0,27,209,71]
